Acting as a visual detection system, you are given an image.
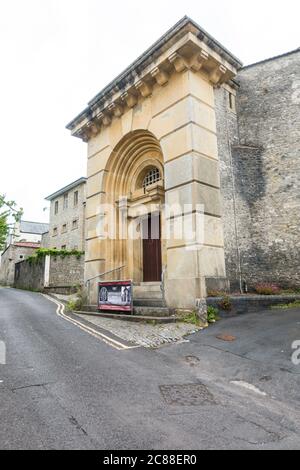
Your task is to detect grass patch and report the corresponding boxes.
[272,301,300,310]
[179,311,202,326]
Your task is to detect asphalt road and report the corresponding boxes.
[0,287,300,450]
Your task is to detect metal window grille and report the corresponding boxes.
[143,168,161,189]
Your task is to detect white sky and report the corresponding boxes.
[0,0,299,223]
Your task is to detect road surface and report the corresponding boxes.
[0,287,299,450]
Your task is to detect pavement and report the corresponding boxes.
[0,287,300,450]
[75,312,201,348]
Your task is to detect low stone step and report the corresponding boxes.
[133,299,165,308]
[75,311,176,324]
[133,306,175,318]
[133,291,163,300]
[133,285,163,299]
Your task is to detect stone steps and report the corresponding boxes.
[82,282,174,319]
[133,306,175,318]
[76,311,176,324]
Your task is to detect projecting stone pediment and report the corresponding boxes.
[66,16,242,142]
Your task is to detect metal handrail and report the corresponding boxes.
[85,265,126,285]
[86,265,126,307]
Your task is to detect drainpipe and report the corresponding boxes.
[225,95,244,294]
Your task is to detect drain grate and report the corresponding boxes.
[159,383,216,406]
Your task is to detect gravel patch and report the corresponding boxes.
[74,314,202,348]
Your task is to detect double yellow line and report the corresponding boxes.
[43,294,139,351]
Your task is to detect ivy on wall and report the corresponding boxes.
[27,248,84,265]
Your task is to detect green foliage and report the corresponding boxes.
[179,311,202,326]
[66,286,87,312]
[218,296,232,311]
[27,248,84,264]
[207,290,228,298]
[272,301,300,310]
[207,306,220,323]
[66,299,81,312]
[280,288,300,295]
[0,195,23,250]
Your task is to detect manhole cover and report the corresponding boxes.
[216,334,237,342]
[159,384,216,406]
[185,356,200,366]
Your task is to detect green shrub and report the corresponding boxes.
[207,290,228,298]
[179,311,201,326]
[255,283,280,295]
[218,296,232,311]
[207,306,220,323]
[272,301,300,310]
[66,286,87,312]
[28,248,84,264]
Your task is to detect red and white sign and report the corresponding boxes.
[98,281,133,313]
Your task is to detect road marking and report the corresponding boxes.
[42,295,140,351]
[230,380,267,397]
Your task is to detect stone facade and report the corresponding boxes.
[66,16,300,308]
[45,178,87,251]
[0,243,39,286]
[48,255,84,288]
[215,49,300,290]
[14,254,84,291]
[8,220,49,245]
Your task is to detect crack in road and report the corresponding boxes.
[11,382,53,392]
[68,416,88,436]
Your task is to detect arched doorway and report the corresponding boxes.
[104,130,165,284]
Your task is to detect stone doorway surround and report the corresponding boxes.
[66,17,242,309]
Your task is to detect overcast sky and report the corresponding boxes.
[0,0,299,223]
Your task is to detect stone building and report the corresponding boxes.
[9,220,49,245]
[66,17,299,309]
[44,177,87,251]
[0,242,40,286]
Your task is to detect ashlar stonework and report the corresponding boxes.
[67,17,300,310]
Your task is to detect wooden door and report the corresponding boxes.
[142,213,162,282]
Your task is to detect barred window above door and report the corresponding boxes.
[143,168,161,190]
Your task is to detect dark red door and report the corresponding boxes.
[142,213,162,282]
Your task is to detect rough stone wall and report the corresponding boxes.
[41,231,50,248]
[48,182,86,251]
[214,85,241,291]
[13,255,84,291]
[14,258,45,291]
[215,50,300,290]
[0,245,38,286]
[48,255,84,287]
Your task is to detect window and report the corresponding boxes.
[19,255,24,259]
[63,193,68,210]
[54,201,59,215]
[229,92,236,112]
[62,224,67,233]
[61,245,67,250]
[74,191,79,207]
[143,168,161,190]
[72,219,78,230]
[53,227,58,236]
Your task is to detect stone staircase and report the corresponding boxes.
[133,282,175,317]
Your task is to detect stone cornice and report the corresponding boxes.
[67,17,242,142]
